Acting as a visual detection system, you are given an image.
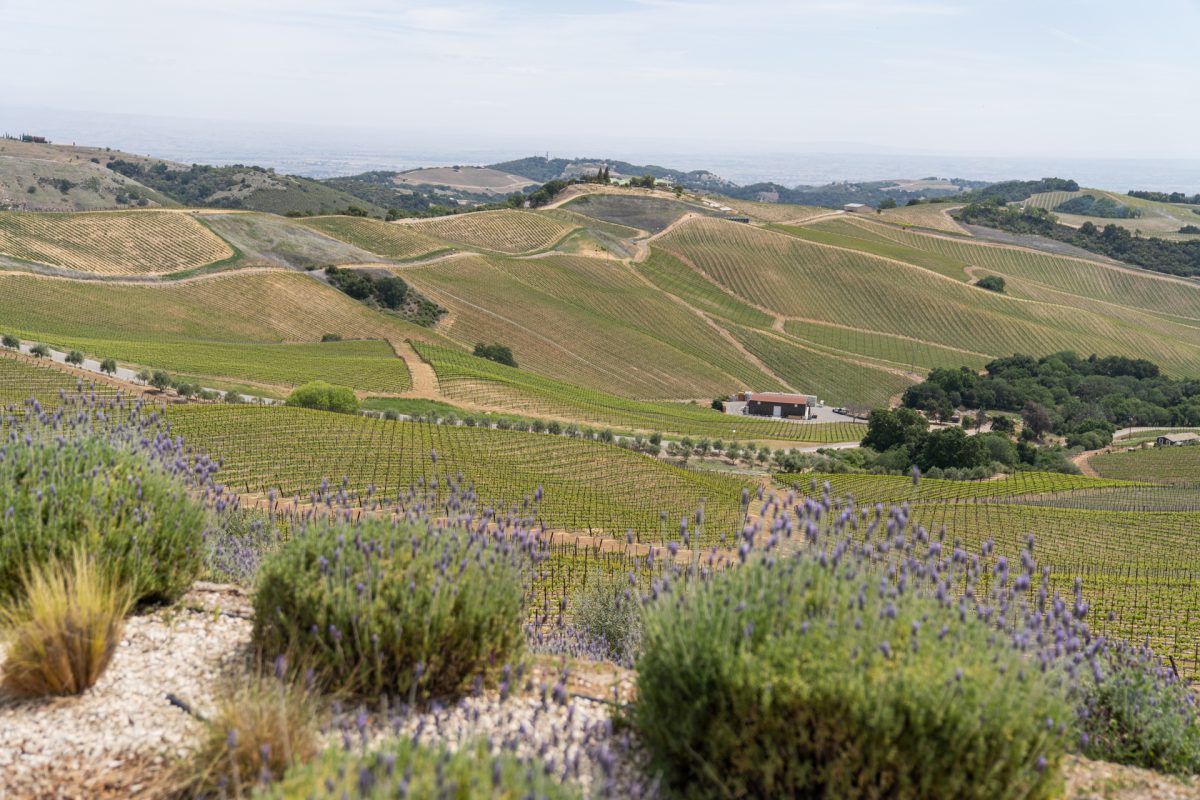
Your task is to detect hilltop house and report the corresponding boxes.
[1156,432,1200,447]
[743,392,819,420]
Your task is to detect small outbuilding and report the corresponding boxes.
[843,203,872,214]
[744,391,818,420]
[1156,432,1200,447]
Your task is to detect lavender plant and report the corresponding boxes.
[257,739,581,799]
[633,549,1071,798]
[252,517,528,700]
[0,394,215,604]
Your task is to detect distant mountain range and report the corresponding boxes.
[0,135,988,216]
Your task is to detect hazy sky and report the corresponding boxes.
[2,0,1198,159]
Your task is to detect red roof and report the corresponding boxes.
[747,392,817,404]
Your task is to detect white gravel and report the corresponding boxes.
[0,586,253,799]
[0,584,644,798]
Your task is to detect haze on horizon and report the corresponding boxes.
[1,0,1197,163]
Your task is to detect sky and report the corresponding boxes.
[1,0,1198,162]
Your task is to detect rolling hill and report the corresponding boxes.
[1,183,1199,443]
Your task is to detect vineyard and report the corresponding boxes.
[0,352,121,409]
[561,194,715,233]
[0,210,233,275]
[826,217,1200,322]
[297,215,451,261]
[876,202,970,234]
[1092,445,1200,484]
[413,341,866,443]
[71,337,410,393]
[659,217,1200,377]
[164,404,751,541]
[405,210,577,254]
[776,469,1200,676]
[402,252,784,399]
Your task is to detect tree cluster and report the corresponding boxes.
[858,407,1072,477]
[323,267,445,326]
[1053,195,1140,219]
[902,352,1200,450]
[1128,190,1200,205]
[956,201,1200,277]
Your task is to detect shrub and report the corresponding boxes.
[65,350,84,366]
[29,343,50,358]
[320,332,342,342]
[224,390,245,404]
[0,549,132,697]
[1,333,19,349]
[262,739,579,799]
[182,669,321,796]
[1078,655,1200,775]
[99,357,117,375]
[285,381,359,414]
[252,519,526,699]
[571,575,642,665]
[632,555,1070,799]
[0,435,208,604]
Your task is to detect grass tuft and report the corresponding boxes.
[180,668,322,797]
[0,550,132,697]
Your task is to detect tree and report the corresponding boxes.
[1021,401,1053,438]
[976,275,1006,293]
[136,368,152,384]
[990,415,1016,435]
[149,370,173,390]
[861,407,928,452]
[917,427,988,471]
[29,343,49,358]
[1,334,18,349]
[65,350,84,366]
[285,381,360,414]
[473,343,517,368]
[711,397,726,412]
[878,198,898,210]
[674,186,684,198]
[99,358,117,375]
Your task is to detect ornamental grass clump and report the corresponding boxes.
[0,429,209,604]
[0,549,132,697]
[634,553,1071,799]
[182,665,322,797]
[252,517,527,700]
[259,739,580,799]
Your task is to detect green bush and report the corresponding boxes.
[1079,658,1200,775]
[632,556,1069,799]
[29,343,50,358]
[258,739,579,799]
[0,436,208,604]
[285,381,359,414]
[252,519,526,699]
[2,334,19,349]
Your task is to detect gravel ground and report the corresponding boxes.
[1064,755,1200,799]
[3,582,1197,799]
[0,584,645,799]
[0,585,254,799]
